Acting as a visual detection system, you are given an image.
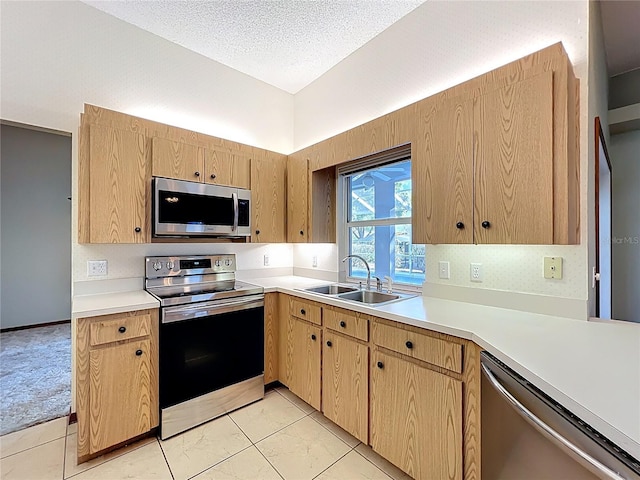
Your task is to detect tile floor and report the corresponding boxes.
[0,387,412,480]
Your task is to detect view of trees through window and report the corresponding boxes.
[345,159,425,286]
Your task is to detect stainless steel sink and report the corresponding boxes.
[304,284,358,295]
[337,290,401,304]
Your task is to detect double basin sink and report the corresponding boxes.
[301,284,416,307]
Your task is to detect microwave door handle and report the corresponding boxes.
[232,192,239,232]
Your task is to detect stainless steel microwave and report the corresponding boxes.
[153,177,251,238]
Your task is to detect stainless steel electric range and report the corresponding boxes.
[145,254,264,439]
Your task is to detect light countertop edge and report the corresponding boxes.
[72,290,159,318]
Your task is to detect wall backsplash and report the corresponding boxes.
[73,243,293,283]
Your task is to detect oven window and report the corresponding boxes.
[159,306,264,408]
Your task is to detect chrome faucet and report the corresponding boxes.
[342,255,371,290]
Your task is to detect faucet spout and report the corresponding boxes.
[341,254,371,290]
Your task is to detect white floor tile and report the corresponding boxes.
[160,415,251,480]
[310,411,361,448]
[354,444,413,480]
[67,442,171,480]
[192,445,282,480]
[64,432,157,479]
[257,416,351,480]
[0,437,64,480]
[316,450,392,480]
[275,387,316,414]
[230,391,307,442]
[0,416,67,459]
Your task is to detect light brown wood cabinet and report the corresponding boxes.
[287,315,322,410]
[76,309,159,463]
[82,124,148,243]
[263,293,279,384]
[370,350,463,480]
[322,330,369,443]
[251,153,287,243]
[151,137,203,182]
[414,64,577,245]
[287,156,309,242]
[204,148,251,188]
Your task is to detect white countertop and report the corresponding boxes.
[72,275,640,459]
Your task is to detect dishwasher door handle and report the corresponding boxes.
[481,363,625,480]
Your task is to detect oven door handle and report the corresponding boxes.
[232,191,239,232]
[162,296,264,323]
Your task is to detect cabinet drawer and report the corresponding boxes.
[90,312,152,347]
[372,322,462,374]
[324,308,368,342]
[290,298,322,325]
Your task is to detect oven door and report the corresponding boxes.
[159,295,264,412]
[153,177,250,237]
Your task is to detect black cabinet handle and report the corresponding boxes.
[118,326,126,333]
[300,230,304,235]
[311,334,316,341]
[194,171,200,177]
[326,340,332,347]
[256,230,260,235]
[482,220,491,229]
[377,361,384,369]
[456,222,464,229]
[210,173,216,179]
[135,349,143,356]
[405,340,413,349]
[134,227,141,233]
[339,321,346,328]
[300,309,306,315]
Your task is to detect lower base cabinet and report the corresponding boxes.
[370,351,463,480]
[322,332,369,443]
[287,316,322,410]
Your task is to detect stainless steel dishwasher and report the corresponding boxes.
[481,352,640,480]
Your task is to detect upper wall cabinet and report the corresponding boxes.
[287,157,309,242]
[251,152,287,243]
[204,148,251,189]
[80,123,148,243]
[151,137,202,182]
[413,57,579,245]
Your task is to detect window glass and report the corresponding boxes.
[344,158,424,286]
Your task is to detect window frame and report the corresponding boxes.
[337,145,424,292]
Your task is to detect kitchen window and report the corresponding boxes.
[339,147,425,287]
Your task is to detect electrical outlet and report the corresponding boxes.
[438,261,450,279]
[263,254,270,266]
[470,263,483,282]
[87,260,108,277]
[544,256,563,279]
[312,256,318,268]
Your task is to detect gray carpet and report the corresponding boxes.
[0,323,71,436]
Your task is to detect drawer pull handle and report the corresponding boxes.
[326,340,332,347]
[339,321,346,328]
[135,349,143,356]
[311,334,316,341]
[300,309,306,315]
[377,361,384,369]
[118,326,126,333]
[405,341,413,349]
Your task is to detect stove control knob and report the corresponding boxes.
[225,259,232,267]
[152,261,162,271]
[215,260,222,267]
[166,261,174,270]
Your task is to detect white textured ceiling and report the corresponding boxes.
[82,0,425,94]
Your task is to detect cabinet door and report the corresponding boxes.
[251,154,287,243]
[474,71,554,244]
[371,351,462,480]
[264,293,279,384]
[204,148,251,188]
[322,333,368,443]
[151,137,203,182]
[413,97,473,244]
[89,339,151,453]
[288,318,321,410]
[287,156,309,242]
[89,125,147,243]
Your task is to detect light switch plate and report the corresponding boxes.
[438,261,450,279]
[544,257,563,279]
